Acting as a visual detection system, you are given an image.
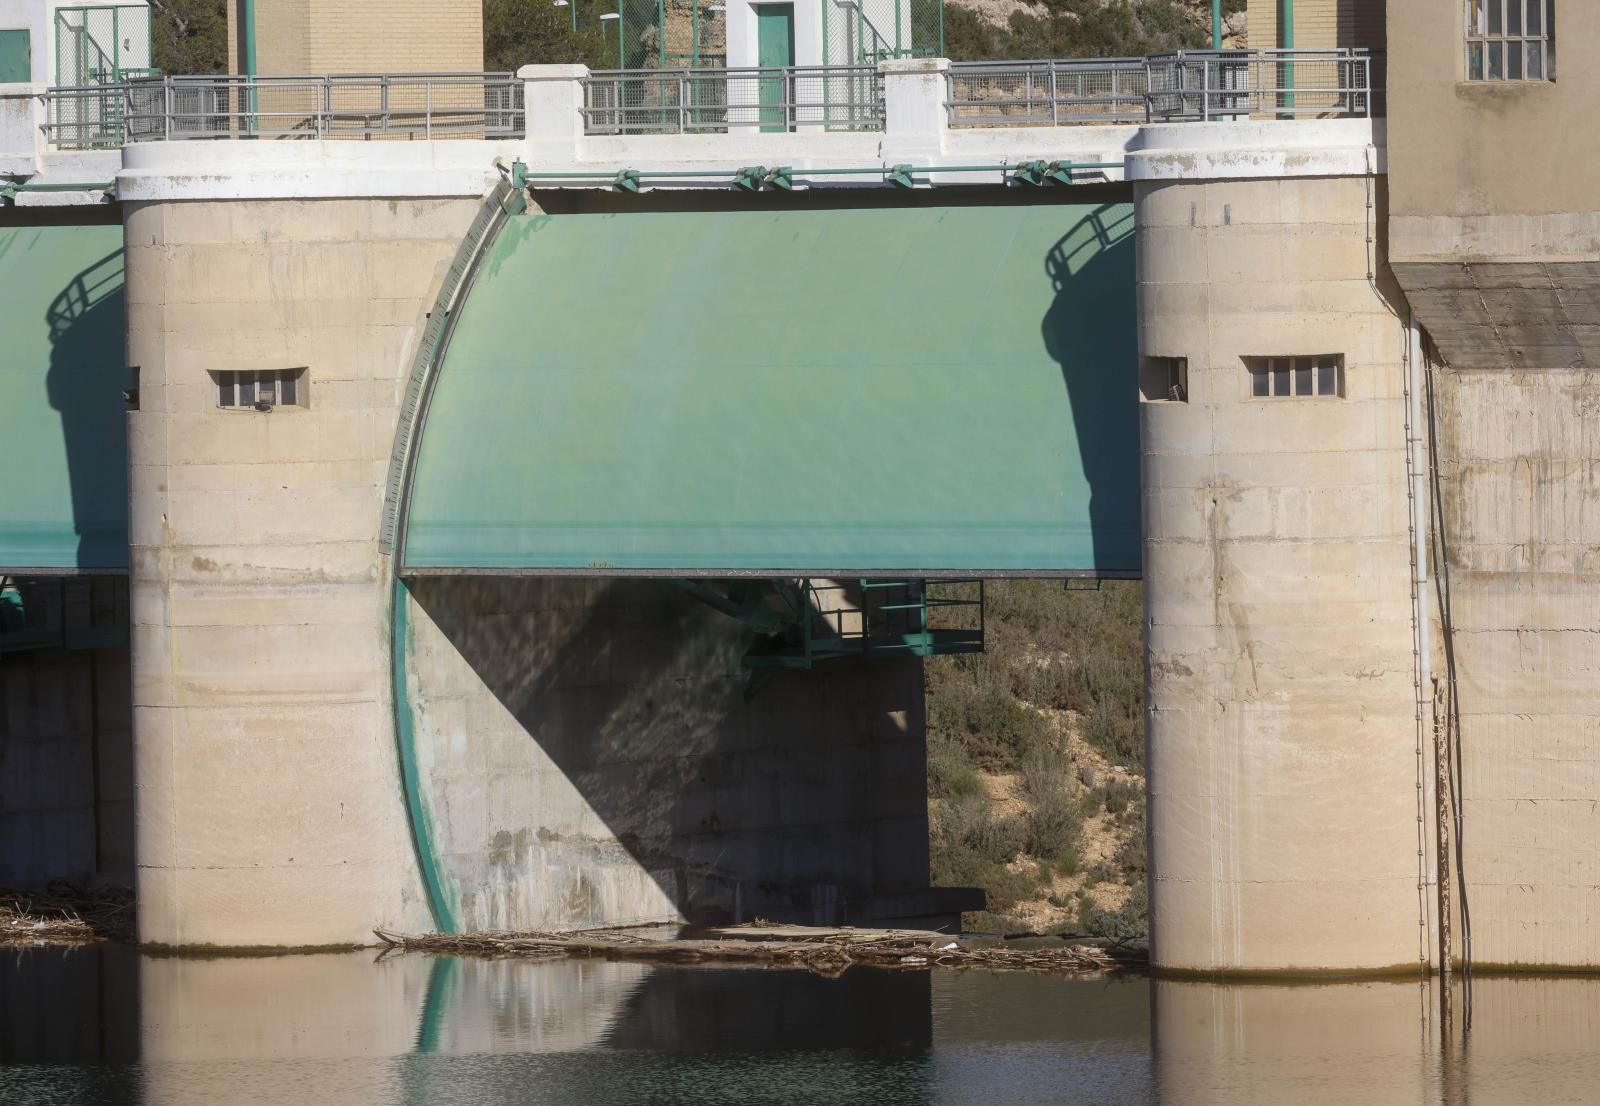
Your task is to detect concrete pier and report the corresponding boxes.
[1136,170,1424,973]
[123,193,482,945]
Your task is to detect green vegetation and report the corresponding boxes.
[944,0,1247,62]
[484,0,615,72]
[149,0,228,75]
[927,580,1147,939]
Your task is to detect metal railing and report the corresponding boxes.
[948,49,1374,127]
[36,51,1375,149]
[582,65,884,135]
[44,73,524,148]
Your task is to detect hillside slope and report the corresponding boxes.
[926,580,1147,939]
[944,0,1248,60]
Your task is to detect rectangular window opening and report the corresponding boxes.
[1245,356,1344,400]
[1466,0,1554,82]
[1141,356,1189,403]
[212,368,309,410]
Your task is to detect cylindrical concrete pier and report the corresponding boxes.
[1137,173,1427,973]
[123,195,480,946]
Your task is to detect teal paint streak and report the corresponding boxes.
[404,202,1140,575]
[0,224,128,572]
[413,956,458,1053]
[390,576,458,933]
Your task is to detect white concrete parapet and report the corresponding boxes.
[879,57,948,164]
[519,64,589,159]
[0,83,44,177]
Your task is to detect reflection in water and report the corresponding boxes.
[4,949,1600,1105]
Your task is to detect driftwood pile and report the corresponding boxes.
[0,884,135,946]
[374,925,1135,978]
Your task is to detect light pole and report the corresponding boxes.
[1212,0,1223,49]
[554,0,575,36]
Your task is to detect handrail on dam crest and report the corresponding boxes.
[34,49,1375,150]
[42,72,525,149]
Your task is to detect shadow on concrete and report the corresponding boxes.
[44,247,128,571]
[1042,204,1142,574]
[406,576,933,930]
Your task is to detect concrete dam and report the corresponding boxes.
[4,36,1599,977]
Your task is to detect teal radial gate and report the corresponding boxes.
[399,199,1140,577]
[0,223,127,574]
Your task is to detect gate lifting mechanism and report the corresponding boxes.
[672,578,985,696]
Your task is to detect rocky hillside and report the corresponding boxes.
[926,580,1147,939]
[944,0,1248,61]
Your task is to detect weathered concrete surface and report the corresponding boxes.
[124,196,481,946]
[1431,368,1600,967]
[402,577,942,932]
[1138,175,1425,972]
[0,645,133,887]
[1393,261,1600,371]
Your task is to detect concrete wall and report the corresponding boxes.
[401,576,936,932]
[1383,0,1600,969]
[1138,173,1424,972]
[227,0,482,76]
[0,644,132,885]
[1428,367,1600,968]
[124,194,482,946]
[1387,0,1596,234]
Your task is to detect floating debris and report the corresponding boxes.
[0,884,135,947]
[374,923,1139,978]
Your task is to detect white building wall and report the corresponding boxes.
[725,0,916,69]
[0,0,149,86]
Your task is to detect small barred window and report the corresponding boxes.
[1245,356,1343,399]
[213,368,308,410]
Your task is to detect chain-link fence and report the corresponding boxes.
[583,65,884,134]
[45,74,523,147]
[822,0,943,65]
[54,4,151,85]
[51,5,152,148]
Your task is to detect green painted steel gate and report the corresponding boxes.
[401,200,1140,576]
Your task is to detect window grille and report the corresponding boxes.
[1466,0,1554,81]
[213,368,308,409]
[1245,356,1343,399]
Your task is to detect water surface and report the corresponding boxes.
[3,946,1597,1104]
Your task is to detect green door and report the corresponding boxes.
[756,4,794,132]
[0,30,30,83]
